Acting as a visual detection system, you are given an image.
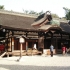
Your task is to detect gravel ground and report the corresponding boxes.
[0,54,70,70]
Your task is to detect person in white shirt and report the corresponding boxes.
[33,43,37,50]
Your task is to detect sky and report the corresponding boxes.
[0,0,70,17]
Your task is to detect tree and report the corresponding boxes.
[24,10,29,14]
[29,10,38,15]
[52,14,59,18]
[39,10,44,15]
[0,5,4,10]
[63,7,70,20]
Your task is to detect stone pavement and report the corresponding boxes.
[0,54,70,70]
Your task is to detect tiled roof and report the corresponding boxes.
[0,10,70,34]
[31,11,70,33]
[60,22,70,33]
[0,10,37,30]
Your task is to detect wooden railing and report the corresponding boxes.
[11,49,42,56]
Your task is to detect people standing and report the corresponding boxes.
[33,43,37,50]
[62,45,66,55]
[50,44,54,57]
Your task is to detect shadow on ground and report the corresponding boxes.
[0,64,70,70]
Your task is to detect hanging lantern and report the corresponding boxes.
[19,37,25,43]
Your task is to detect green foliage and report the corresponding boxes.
[52,14,59,18]
[23,10,60,18]
[0,5,4,9]
[29,10,39,15]
[66,11,70,20]
[29,10,37,14]
[38,10,44,15]
[24,10,29,14]
[63,7,70,20]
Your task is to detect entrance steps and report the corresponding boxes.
[0,52,6,58]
